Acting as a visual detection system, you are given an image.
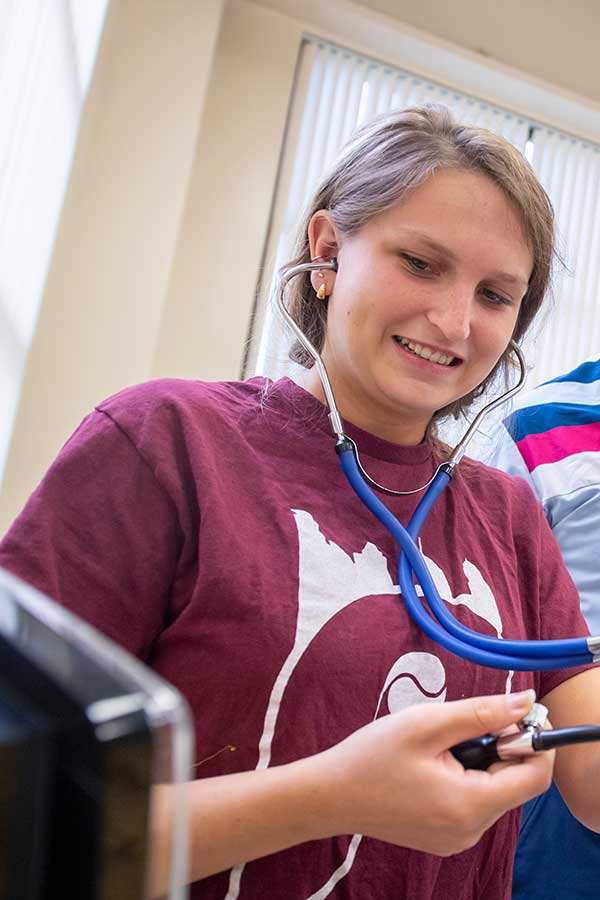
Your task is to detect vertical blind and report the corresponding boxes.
[528,129,600,379]
[247,38,600,444]
[0,0,108,484]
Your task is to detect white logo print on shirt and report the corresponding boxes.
[225,509,510,900]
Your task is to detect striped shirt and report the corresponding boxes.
[488,354,600,635]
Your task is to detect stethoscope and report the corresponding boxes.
[278,257,600,767]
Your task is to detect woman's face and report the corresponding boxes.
[305,168,534,444]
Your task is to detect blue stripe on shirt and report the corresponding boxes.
[504,402,600,443]
[545,358,600,386]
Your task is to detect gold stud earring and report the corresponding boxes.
[315,271,326,300]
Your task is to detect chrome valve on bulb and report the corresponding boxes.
[450,703,549,770]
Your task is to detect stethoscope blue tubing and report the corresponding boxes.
[337,442,593,671]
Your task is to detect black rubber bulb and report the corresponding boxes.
[450,734,502,770]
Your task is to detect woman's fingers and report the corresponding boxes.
[415,689,537,752]
[466,747,554,812]
[318,692,553,857]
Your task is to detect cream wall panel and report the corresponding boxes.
[151,0,302,381]
[253,0,600,142]
[0,0,225,531]
[355,0,600,105]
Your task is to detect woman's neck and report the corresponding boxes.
[298,369,430,446]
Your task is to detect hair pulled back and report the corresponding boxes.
[280,105,555,422]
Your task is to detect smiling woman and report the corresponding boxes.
[301,167,533,443]
[283,106,553,437]
[1,105,599,900]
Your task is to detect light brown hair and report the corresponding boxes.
[281,105,555,422]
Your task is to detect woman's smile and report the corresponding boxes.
[392,335,462,369]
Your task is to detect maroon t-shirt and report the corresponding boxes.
[0,377,591,900]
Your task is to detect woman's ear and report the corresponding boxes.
[308,210,338,260]
[308,211,339,298]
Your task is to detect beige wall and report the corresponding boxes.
[1,0,598,532]
[151,1,301,381]
[0,0,226,531]
[357,0,600,104]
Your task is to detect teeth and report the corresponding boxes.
[397,337,455,366]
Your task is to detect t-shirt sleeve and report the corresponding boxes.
[0,409,182,658]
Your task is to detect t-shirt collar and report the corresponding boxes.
[261,376,436,466]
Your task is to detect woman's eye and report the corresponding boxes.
[481,287,512,307]
[402,254,431,273]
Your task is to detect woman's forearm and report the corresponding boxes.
[190,756,335,877]
[148,754,336,896]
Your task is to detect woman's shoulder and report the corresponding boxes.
[95,376,271,427]
[457,453,540,511]
[73,376,275,468]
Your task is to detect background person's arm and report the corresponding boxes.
[546,489,600,636]
[543,668,600,833]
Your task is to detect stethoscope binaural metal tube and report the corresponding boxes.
[277,259,345,440]
[277,260,600,670]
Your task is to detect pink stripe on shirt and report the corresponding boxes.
[517,421,600,471]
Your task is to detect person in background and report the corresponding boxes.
[488,356,600,900]
[1,106,600,899]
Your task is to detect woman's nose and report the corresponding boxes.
[425,289,472,343]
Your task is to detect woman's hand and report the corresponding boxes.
[147,690,554,894]
[315,689,554,856]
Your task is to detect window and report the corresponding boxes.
[247,38,600,437]
[0,0,108,483]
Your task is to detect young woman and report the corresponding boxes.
[1,106,599,900]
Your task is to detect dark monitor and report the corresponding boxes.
[0,567,193,900]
